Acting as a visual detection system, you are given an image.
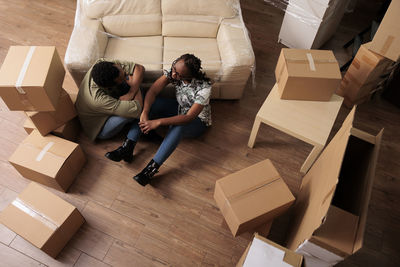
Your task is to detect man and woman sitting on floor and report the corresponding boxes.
[75,54,212,186]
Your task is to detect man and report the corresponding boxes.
[75,58,144,162]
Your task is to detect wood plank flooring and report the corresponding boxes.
[0,0,399,266]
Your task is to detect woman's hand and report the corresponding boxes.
[140,111,149,123]
[139,119,161,134]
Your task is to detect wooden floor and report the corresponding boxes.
[0,0,399,266]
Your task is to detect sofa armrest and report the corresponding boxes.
[216,17,255,98]
[217,17,255,71]
[65,18,108,85]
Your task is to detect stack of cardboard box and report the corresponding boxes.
[0,46,86,259]
[0,46,86,192]
[337,0,400,108]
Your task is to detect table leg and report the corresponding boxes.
[300,145,323,175]
[248,117,261,148]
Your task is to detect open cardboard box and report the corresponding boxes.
[286,107,383,266]
[237,233,303,267]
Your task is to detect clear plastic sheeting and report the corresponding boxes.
[264,0,350,49]
[64,0,255,99]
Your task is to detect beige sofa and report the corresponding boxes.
[65,0,255,99]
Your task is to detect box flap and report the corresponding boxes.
[217,159,281,199]
[369,0,400,61]
[352,129,383,253]
[311,205,359,257]
[8,130,78,178]
[286,107,356,251]
[282,48,341,79]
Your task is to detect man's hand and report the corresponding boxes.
[139,119,161,134]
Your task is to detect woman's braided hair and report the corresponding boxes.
[174,54,211,83]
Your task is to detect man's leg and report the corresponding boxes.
[97,116,137,140]
[98,116,140,163]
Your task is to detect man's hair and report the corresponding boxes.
[175,54,210,82]
[91,61,120,87]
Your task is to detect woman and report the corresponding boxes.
[106,54,212,186]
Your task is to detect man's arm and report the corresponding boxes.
[93,92,142,118]
[120,64,145,101]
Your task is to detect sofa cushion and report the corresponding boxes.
[161,0,239,37]
[102,14,162,37]
[161,0,238,17]
[83,0,162,36]
[163,37,221,81]
[162,15,220,38]
[104,36,163,81]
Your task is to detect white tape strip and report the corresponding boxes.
[36,142,54,162]
[12,198,59,231]
[306,53,316,71]
[15,46,36,94]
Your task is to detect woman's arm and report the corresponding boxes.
[140,75,169,122]
[139,103,204,134]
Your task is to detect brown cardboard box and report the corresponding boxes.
[237,233,303,267]
[24,117,81,142]
[286,108,383,266]
[337,43,393,108]
[8,130,86,192]
[369,0,400,62]
[25,89,77,136]
[0,46,65,111]
[275,48,342,101]
[214,159,295,237]
[0,182,85,258]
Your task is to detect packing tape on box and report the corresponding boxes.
[306,53,316,71]
[12,197,59,230]
[14,46,36,110]
[221,176,281,214]
[36,142,55,161]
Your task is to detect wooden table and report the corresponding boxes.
[248,83,343,174]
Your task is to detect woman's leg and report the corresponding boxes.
[153,118,207,165]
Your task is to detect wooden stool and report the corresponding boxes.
[248,84,343,174]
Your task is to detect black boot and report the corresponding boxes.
[105,138,136,162]
[133,159,160,186]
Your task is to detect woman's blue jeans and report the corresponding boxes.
[97,98,207,165]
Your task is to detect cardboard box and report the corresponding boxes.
[8,130,86,192]
[0,46,65,111]
[286,108,383,266]
[214,159,295,237]
[25,89,77,136]
[237,233,303,267]
[278,0,348,49]
[24,117,81,142]
[275,48,342,101]
[0,182,85,258]
[337,43,393,108]
[369,0,400,62]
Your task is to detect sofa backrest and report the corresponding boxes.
[161,0,239,38]
[83,0,162,37]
